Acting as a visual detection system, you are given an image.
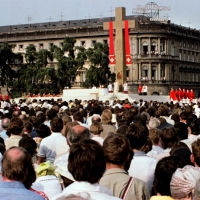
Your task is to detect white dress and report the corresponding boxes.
[123,83,128,92]
[114,82,119,93]
[108,84,113,92]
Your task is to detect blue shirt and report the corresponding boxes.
[0,181,44,200]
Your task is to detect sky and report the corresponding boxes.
[0,0,200,29]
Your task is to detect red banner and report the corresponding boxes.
[109,22,115,65]
[124,20,132,64]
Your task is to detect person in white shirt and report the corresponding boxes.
[123,81,128,94]
[37,117,67,164]
[113,81,119,94]
[108,82,113,93]
[142,84,148,95]
[51,139,120,200]
[90,121,104,146]
[126,123,157,193]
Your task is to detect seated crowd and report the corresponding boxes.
[0,97,200,199]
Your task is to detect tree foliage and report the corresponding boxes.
[0,37,112,98]
[84,42,113,88]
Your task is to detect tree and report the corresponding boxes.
[51,37,87,89]
[0,42,20,95]
[84,42,113,87]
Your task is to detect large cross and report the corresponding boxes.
[103,7,136,91]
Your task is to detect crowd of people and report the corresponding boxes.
[0,97,200,199]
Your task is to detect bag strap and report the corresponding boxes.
[121,177,134,200]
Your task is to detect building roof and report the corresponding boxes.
[0,15,151,33]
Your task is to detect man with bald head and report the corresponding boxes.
[54,125,91,167]
[0,118,10,140]
[0,147,43,199]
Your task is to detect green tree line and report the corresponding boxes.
[0,37,115,98]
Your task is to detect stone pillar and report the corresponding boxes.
[149,38,151,54]
[138,63,141,80]
[138,37,141,54]
[158,37,160,53]
[158,63,161,80]
[148,63,151,80]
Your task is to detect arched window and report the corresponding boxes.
[151,66,156,80]
[142,42,149,54]
[142,66,148,78]
[171,43,175,56]
[151,42,157,54]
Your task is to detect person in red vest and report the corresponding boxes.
[189,89,195,102]
[138,84,143,95]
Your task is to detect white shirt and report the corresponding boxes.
[123,83,128,91]
[38,132,66,163]
[0,129,8,140]
[142,86,147,93]
[51,181,120,200]
[108,84,113,92]
[32,175,62,199]
[92,136,104,146]
[147,145,164,159]
[128,151,157,192]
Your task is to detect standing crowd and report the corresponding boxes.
[0,97,200,199]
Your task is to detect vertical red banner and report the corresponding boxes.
[125,20,132,64]
[109,22,115,64]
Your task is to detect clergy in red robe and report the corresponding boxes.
[189,89,195,101]
[170,88,176,101]
[182,89,186,99]
[186,90,190,99]
[138,84,143,95]
[178,88,183,100]
[0,94,2,101]
[175,89,179,101]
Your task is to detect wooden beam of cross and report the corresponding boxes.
[103,7,135,91]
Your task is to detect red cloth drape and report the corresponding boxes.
[124,20,132,64]
[109,22,115,65]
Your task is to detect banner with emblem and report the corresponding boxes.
[109,21,115,65]
[124,20,132,65]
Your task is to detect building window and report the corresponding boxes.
[179,41,182,47]
[179,50,182,60]
[19,44,23,51]
[188,43,190,48]
[151,42,156,54]
[81,41,86,46]
[188,52,190,61]
[39,43,43,49]
[192,44,194,49]
[92,40,96,46]
[183,42,186,48]
[142,66,148,78]
[171,43,175,56]
[103,40,108,44]
[161,64,165,79]
[142,42,149,54]
[196,44,198,50]
[49,43,53,49]
[151,66,156,80]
